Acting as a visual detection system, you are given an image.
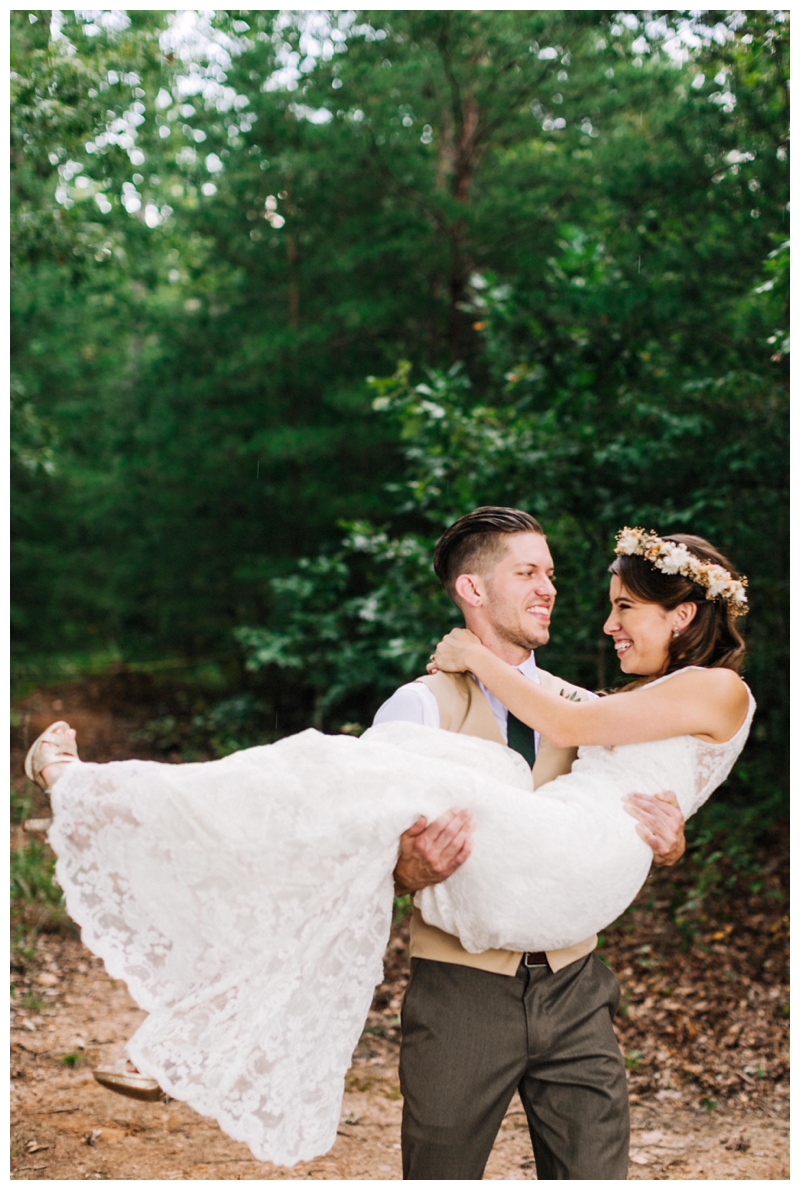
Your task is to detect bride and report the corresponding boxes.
[25,527,754,1167]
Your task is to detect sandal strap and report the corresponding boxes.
[24,721,79,789]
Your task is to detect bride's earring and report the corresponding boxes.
[672,626,681,637]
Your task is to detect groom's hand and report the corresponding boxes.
[623,790,686,867]
[393,809,476,896]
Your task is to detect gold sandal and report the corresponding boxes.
[92,1058,163,1102]
[24,720,79,792]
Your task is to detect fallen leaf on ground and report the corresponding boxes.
[725,1133,751,1152]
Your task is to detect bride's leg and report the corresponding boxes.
[25,724,161,1092]
[22,722,82,836]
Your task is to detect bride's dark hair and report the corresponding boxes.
[609,533,746,689]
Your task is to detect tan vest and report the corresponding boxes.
[408,667,598,976]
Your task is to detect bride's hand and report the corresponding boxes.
[427,628,484,674]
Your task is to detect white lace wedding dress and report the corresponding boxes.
[48,669,754,1166]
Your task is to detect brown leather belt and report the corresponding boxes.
[523,951,549,968]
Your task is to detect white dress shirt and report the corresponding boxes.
[373,652,543,754]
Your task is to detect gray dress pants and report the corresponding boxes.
[399,955,629,1180]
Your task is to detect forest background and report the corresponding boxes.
[11,9,788,846]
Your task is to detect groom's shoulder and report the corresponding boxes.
[536,667,595,702]
[416,670,474,696]
[416,670,477,716]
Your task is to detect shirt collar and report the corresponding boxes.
[515,651,539,680]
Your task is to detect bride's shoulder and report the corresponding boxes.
[664,666,749,708]
[674,665,745,688]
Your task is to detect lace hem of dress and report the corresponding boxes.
[48,758,396,1166]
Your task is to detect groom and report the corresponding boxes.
[373,507,686,1180]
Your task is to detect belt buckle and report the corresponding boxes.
[524,951,548,968]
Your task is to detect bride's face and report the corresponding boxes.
[603,575,681,675]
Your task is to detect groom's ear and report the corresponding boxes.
[453,573,484,608]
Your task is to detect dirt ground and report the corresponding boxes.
[10,679,790,1180]
[9,929,790,1181]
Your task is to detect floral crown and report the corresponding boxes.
[614,527,748,617]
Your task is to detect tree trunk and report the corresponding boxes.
[287,234,299,329]
[446,89,481,358]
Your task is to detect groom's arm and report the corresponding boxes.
[392,789,686,891]
[374,682,476,894]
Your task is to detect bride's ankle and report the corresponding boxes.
[40,757,80,790]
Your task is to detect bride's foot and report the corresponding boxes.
[24,721,81,792]
[92,1057,163,1102]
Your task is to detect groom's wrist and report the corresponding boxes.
[393,861,418,896]
[393,873,418,896]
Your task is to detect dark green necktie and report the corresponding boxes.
[507,711,536,767]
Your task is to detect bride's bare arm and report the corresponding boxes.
[431,629,749,747]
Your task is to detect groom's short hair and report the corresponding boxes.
[434,507,546,602]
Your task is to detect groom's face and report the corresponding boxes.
[483,532,557,651]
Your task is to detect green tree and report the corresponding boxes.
[12,6,788,763]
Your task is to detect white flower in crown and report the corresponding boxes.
[615,529,643,556]
[658,543,692,575]
[704,564,733,599]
